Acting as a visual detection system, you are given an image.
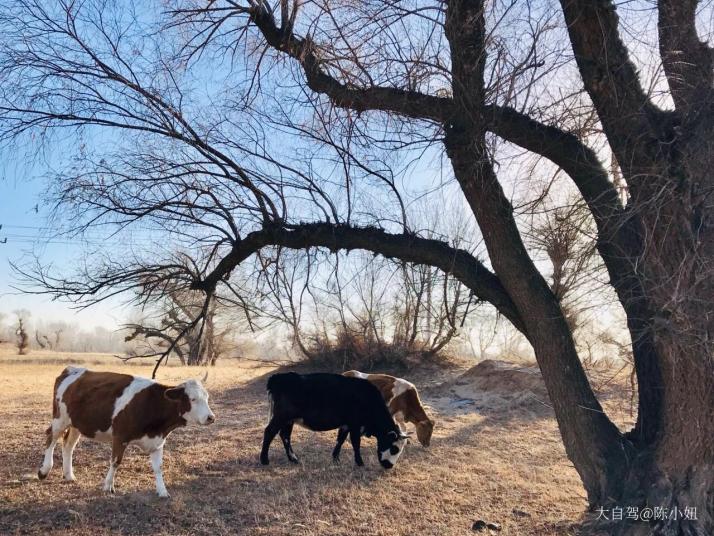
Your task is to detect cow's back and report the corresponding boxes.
[57,368,134,439]
[269,372,390,431]
[299,373,380,410]
[343,370,406,405]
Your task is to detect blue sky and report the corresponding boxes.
[0,173,128,329]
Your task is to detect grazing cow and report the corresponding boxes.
[38,366,215,497]
[340,370,434,447]
[260,372,408,469]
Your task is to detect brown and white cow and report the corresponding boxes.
[38,366,215,497]
[342,370,434,446]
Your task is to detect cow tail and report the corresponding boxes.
[265,372,300,422]
[267,390,274,422]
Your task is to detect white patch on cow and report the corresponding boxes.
[113,377,155,419]
[391,378,414,398]
[102,457,119,493]
[39,367,87,478]
[55,367,87,427]
[134,434,165,454]
[379,437,407,467]
[57,367,87,400]
[61,428,81,480]
[180,379,215,425]
[348,370,369,379]
[150,448,169,498]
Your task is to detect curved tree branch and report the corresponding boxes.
[191,221,525,334]
[245,1,454,122]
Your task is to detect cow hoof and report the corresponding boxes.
[355,461,364,467]
[37,470,48,481]
[63,475,76,482]
[332,456,340,464]
[157,492,171,499]
[288,455,299,464]
[260,458,269,466]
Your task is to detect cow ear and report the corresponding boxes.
[165,387,185,401]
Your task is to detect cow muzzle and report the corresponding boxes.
[380,459,395,470]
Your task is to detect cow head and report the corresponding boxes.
[165,379,215,425]
[377,430,408,469]
[416,418,434,447]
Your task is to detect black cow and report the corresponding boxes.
[260,372,408,469]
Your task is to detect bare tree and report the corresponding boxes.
[34,330,48,350]
[124,289,228,365]
[13,310,30,355]
[262,249,472,369]
[1,1,713,532]
[52,326,63,350]
[527,198,602,334]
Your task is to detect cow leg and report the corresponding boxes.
[62,427,81,481]
[38,417,69,480]
[332,427,349,462]
[349,427,364,467]
[279,423,299,463]
[260,418,282,465]
[102,438,126,494]
[149,447,169,498]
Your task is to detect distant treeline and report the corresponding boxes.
[0,311,126,353]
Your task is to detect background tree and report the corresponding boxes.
[1,1,713,533]
[256,247,474,369]
[124,289,228,365]
[13,310,30,355]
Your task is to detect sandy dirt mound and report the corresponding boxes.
[428,359,551,416]
[457,360,547,397]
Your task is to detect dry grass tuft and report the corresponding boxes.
[301,328,454,373]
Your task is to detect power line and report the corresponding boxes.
[0,222,232,247]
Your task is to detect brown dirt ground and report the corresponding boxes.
[0,346,635,535]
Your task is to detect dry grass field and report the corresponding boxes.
[0,345,634,535]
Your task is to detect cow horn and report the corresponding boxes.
[398,430,411,439]
[201,370,209,383]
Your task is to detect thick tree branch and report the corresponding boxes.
[246,2,454,122]
[658,0,714,112]
[192,221,525,334]
[486,103,663,444]
[485,105,623,220]
[559,0,662,176]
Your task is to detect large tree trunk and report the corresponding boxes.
[610,177,714,535]
[443,0,633,507]
[558,2,714,532]
[594,307,714,536]
[185,294,217,366]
